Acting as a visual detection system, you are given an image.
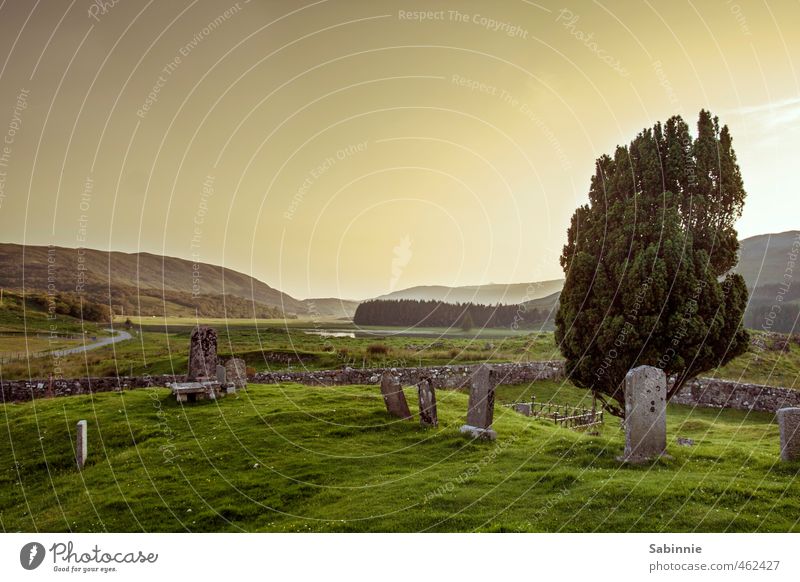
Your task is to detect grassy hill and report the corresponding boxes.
[0,243,359,319]
[735,230,800,290]
[0,380,797,532]
[0,290,107,336]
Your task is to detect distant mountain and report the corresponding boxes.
[373,230,796,332]
[736,231,799,333]
[0,243,357,319]
[375,279,564,305]
[302,297,361,320]
[735,230,799,290]
[1,231,795,325]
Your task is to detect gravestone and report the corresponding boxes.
[380,372,412,419]
[513,402,532,416]
[216,365,227,384]
[76,420,87,469]
[620,365,667,463]
[417,379,438,427]
[460,364,497,440]
[186,326,218,381]
[225,358,248,389]
[777,407,800,462]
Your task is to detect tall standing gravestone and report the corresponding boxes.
[417,379,438,427]
[186,326,218,381]
[76,420,87,470]
[380,372,413,419]
[460,364,497,440]
[620,365,667,463]
[777,407,800,462]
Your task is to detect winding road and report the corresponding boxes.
[51,328,133,357]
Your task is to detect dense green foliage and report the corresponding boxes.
[24,291,111,322]
[1,381,797,532]
[556,110,750,417]
[354,298,549,329]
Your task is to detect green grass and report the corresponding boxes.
[4,301,799,392]
[0,291,105,335]
[1,380,798,532]
[710,331,799,388]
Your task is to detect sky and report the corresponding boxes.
[0,0,797,300]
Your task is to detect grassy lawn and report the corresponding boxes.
[0,337,84,356]
[711,332,800,388]
[1,380,797,532]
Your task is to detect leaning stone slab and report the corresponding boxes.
[76,420,87,469]
[619,365,667,463]
[460,364,497,440]
[225,358,248,389]
[777,407,800,462]
[380,372,412,419]
[417,379,438,427]
[186,326,218,381]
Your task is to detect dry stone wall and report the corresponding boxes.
[672,377,800,413]
[3,361,799,416]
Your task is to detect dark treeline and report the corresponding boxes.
[353,299,549,329]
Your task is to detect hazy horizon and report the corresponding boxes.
[0,1,798,299]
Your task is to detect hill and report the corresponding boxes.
[735,230,799,290]
[376,279,564,305]
[0,380,795,532]
[0,244,359,319]
[737,231,800,333]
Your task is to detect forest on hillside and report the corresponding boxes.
[353,298,550,329]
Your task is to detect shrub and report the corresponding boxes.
[366,344,389,356]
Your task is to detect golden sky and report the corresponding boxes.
[0,0,798,299]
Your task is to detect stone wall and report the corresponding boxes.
[251,361,565,389]
[0,375,183,403]
[673,377,800,413]
[0,361,564,402]
[3,362,798,415]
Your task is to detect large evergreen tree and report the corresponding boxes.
[555,110,749,417]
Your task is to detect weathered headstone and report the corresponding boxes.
[620,365,667,463]
[460,364,497,440]
[225,357,248,389]
[777,407,800,462]
[216,364,227,384]
[380,372,412,419]
[417,379,438,427]
[513,402,531,416]
[186,326,218,381]
[76,420,87,469]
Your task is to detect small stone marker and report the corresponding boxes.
[380,372,412,419]
[225,358,248,389]
[460,364,497,440]
[186,326,218,381]
[417,379,438,427]
[777,407,800,462]
[76,420,87,469]
[620,365,667,463]
[216,364,227,383]
[513,402,532,416]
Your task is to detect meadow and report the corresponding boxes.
[0,379,797,532]
[0,310,797,391]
